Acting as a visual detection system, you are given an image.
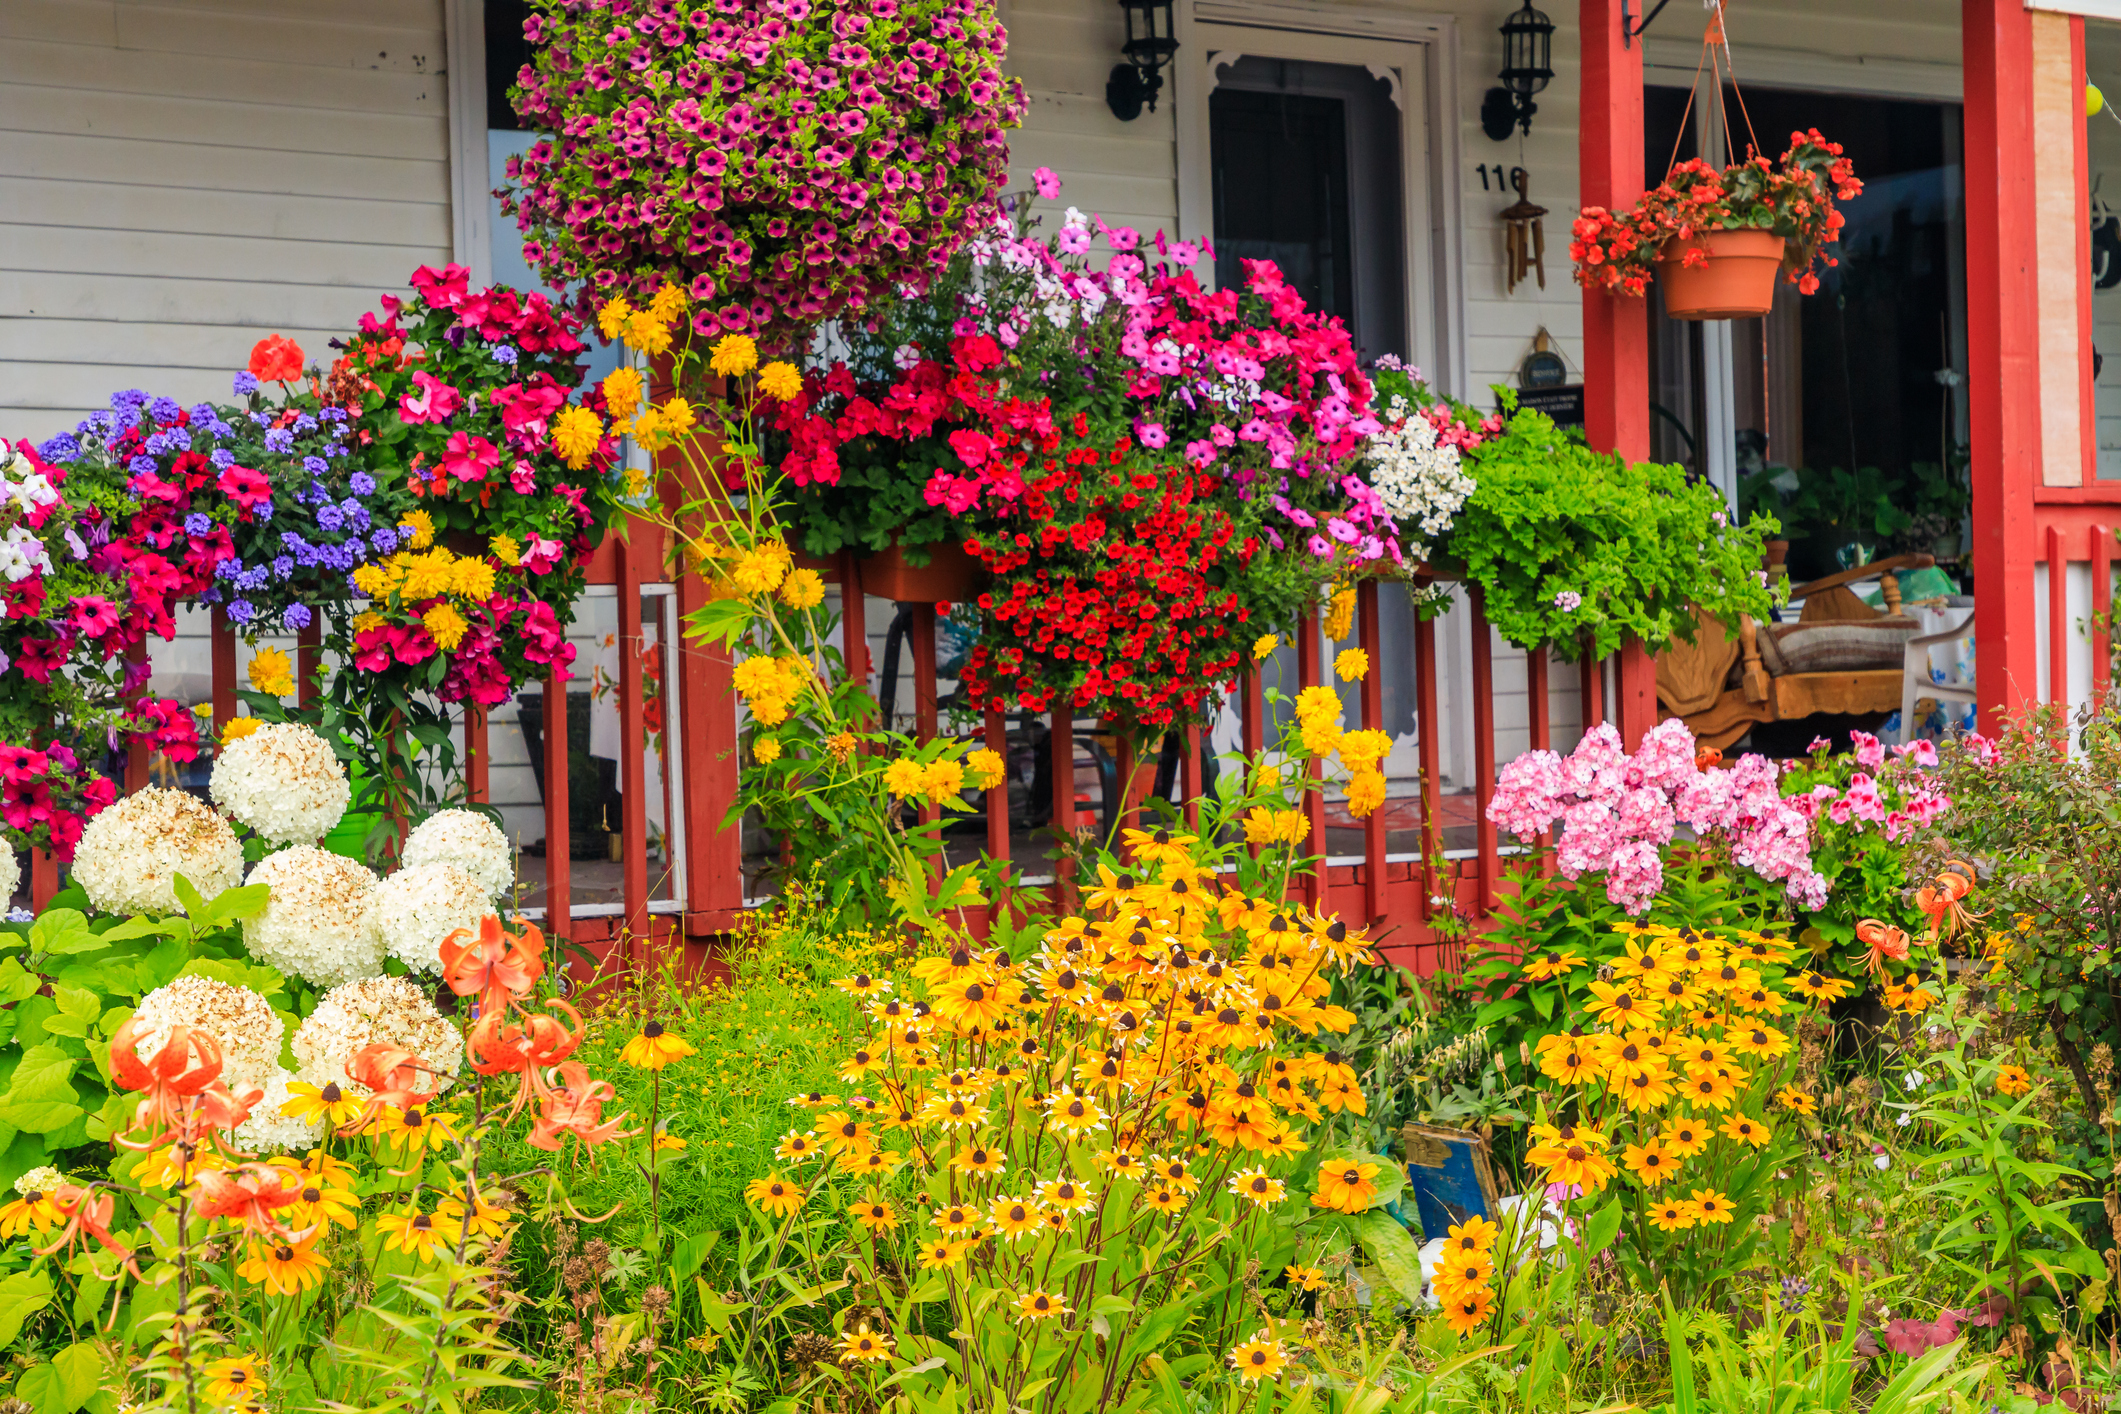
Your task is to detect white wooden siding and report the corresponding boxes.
[0,0,453,439]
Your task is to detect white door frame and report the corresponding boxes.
[1174,0,1469,399]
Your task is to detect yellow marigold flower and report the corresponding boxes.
[754,738,782,765]
[659,396,697,439]
[779,567,825,610]
[731,656,787,701]
[247,646,294,697]
[630,406,666,450]
[1252,633,1279,661]
[423,602,469,651]
[625,309,672,356]
[730,549,788,596]
[922,759,965,801]
[710,333,760,378]
[221,716,262,744]
[749,695,791,727]
[352,563,389,597]
[552,405,604,470]
[602,366,645,420]
[647,281,689,323]
[882,759,927,799]
[1324,585,1357,640]
[597,295,635,342]
[1335,648,1369,683]
[399,509,436,550]
[399,550,456,602]
[826,731,858,763]
[1345,769,1386,818]
[967,748,1006,790]
[451,557,497,602]
[758,360,804,400]
[489,533,521,567]
[1294,684,1341,722]
[350,611,385,634]
[1300,718,1342,757]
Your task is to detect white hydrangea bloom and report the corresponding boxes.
[1367,396,1476,563]
[231,1068,323,1154]
[13,1166,62,1198]
[293,975,462,1099]
[210,723,351,847]
[243,846,383,987]
[131,973,285,1096]
[70,787,244,916]
[401,809,514,898]
[375,863,491,976]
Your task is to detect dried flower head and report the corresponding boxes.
[401,809,514,898]
[242,846,384,986]
[71,787,244,916]
[375,862,492,975]
[210,723,351,846]
[293,975,463,1099]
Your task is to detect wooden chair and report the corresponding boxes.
[1656,554,1935,752]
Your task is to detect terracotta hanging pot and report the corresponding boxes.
[858,538,978,603]
[1656,229,1787,320]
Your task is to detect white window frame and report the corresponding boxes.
[444,0,496,288]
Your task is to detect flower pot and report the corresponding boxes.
[858,539,977,604]
[1656,229,1787,320]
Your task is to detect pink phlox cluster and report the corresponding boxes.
[1487,719,1827,914]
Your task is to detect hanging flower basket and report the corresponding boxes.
[1570,129,1861,318]
[1656,229,1787,320]
[860,539,978,605]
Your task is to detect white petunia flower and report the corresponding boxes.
[375,863,493,975]
[293,975,462,1099]
[242,846,383,986]
[71,787,244,916]
[210,723,351,846]
[401,809,514,898]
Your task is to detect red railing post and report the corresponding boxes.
[210,606,237,732]
[839,549,869,683]
[1296,610,1325,908]
[2095,525,2113,707]
[1357,580,1384,924]
[1580,653,1605,730]
[1413,610,1441,922]
[1181,725,1201,833]
[618,518,650,952]
[676,552,742,936]
[543,665,571,945]
[983,706,1010,915]
[2048,525,2069,705]
[909,603,942,877]
[1470,590,1498,915]
[1241,666,1264,860]
[1617,640,1658,750]
[1527,644,1550,752]
[466,707,489,805]
[125,639,149,792]
[31,850,57,911]
[1050,711,1076,909]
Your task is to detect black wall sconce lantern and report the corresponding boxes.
[1481,2,1555,141]
[1106,0,1178,121]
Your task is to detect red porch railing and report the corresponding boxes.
[48,543,1637,981]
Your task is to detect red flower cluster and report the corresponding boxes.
[1572,129,1860,298]
[960,438,1252,733]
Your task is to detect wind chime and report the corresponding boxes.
[1500,167,1547,293]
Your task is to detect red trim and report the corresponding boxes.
[1469,590,1497,914]
[2076,17,2098,490]
[466,707,489,805]
[1297,611,1325,908]
[543,664,572,946]
[1357,580,1384,924]
[210,606,237,731]
[983,706,1010,910]
[1413,613,1441,920]
[1526,645,1550,752]
[1579,0,1651,464]
[1965,0,2044,729]
[617,516,649,942]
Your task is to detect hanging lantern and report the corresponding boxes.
[1483,2,1555,141]
[1106,0,1179,122]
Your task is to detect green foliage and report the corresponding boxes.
[1452,397,1780,661]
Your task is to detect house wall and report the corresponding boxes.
[0,0,455,438]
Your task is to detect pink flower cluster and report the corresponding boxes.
[1488,719,1828,913]
[1789,730,1951,843]
[502,0,1024,348]
[0,740,117,861]
[351,598,573,707]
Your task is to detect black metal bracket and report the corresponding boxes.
[1620,0,1673,48]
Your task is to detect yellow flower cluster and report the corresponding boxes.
[1323,584,1357,641]
[349,543,496,651]
[1429,1215,1499,1337]
[880,747,1007,802]
[731,653,811,726]
[1522,925,1848,1214]
[741,861,1375,1371]
[248,646,294,698]
[1242,805,1310,846]
[1290,688,1391,820]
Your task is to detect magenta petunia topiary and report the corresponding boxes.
[500,0,1025,351]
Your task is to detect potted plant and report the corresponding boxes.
[1570,129,1862,319]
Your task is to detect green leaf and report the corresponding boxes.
[6,1045,78,1105]
[171,872,208,920]
[1584,1196,1623,1254]
[0,1271,53,1347]
[1354,1210,1427,1304]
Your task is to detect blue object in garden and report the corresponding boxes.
[1400,1123,1502,1241]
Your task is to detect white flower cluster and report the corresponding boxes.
[71,787,244,916]
[130,973,285,1096]
[0,439,59,584]
[375,862,491,975]
[293,975,462,1098]
[242,846,383,986]
[0,847,18,912]
[14,1165,62,1198]
[1367,397,1475,561]
[232,1069,323,1154]
[210,723,350,847]
[401,809,514,898]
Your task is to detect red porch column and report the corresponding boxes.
[1964,0,2043,728]
[1578,0,1658,747]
